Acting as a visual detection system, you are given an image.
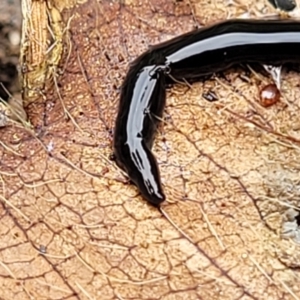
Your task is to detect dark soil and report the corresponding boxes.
[0,0,22,101]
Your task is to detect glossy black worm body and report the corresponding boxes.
[113,19,300,206]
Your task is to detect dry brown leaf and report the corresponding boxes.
[0,0,300,299]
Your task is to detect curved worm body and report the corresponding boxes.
[113,19,300,206]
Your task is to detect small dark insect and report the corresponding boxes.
[202,91,219,102]
[260,84,281,107]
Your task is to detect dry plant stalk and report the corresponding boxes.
[20,0,66,104]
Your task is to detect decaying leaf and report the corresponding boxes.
[0,0,299,299]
